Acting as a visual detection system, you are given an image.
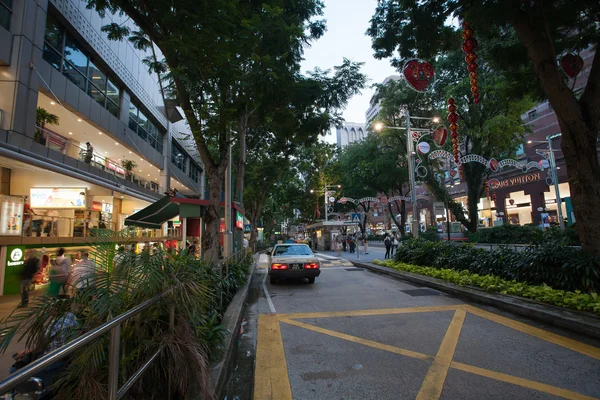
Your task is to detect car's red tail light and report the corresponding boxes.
[271,263,289,270]
[304,263,319,269]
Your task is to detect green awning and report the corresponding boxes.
[124,196,180,229]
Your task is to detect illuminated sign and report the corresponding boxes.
[30,188,86,209]
[6,246,24,268]
[91,201,102,211]
[235,211,244,230]
[106,161,126,175]
[488,172,541,190]
[0,195,24,236]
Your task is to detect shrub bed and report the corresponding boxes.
[374,259,600,315]
[466,224,580,246]
[394,239,600,292]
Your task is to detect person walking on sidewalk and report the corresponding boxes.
[391,234,399,256]
[384,234,392,259]
[335,234,342,256]
[363,237,369,254]
[19,253,39,307]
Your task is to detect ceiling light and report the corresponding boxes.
[98,132,103,135]
[105,151,108,154]
[147,174,150,176]
[102,200,105,202]
[68,132,72,135]
[140,158,143,161]
[115,142,119,146]
[50,101,56,105]
[129,151,132,154]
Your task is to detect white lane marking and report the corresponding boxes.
[262,272,276,313]
[314,253,340,260]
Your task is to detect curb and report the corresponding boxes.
[211,255,257,395]
[351,260,600,339]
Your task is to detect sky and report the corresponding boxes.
[301,0,398,144]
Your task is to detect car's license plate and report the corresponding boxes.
[291,264,302,270]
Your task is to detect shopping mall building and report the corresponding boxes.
[0,0,209,295]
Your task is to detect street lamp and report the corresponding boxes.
[373,112,439,238]
[310,184,341,221]
[528,133,564,230]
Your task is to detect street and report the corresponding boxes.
[235,250,600,400]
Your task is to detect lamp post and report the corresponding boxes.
[374,113,439,238]
[527,133,564,230]
[310,184,341,221]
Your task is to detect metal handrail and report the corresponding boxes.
[0,290,173,398]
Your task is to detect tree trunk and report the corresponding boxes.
[202,170,224,262]
[400,200,407,237]
[513,13,600,255]
[235,117,248,205]
[464,163,485,233]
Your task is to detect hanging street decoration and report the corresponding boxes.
[417,141,430,154]
[488,158,499,172]
[560,53,584,78]
[484,179,490,199]
[462,21,480,103]
[403,59,435,92]
[447,98,460,164]
[432,126,448,146]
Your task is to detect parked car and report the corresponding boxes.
[268,244,321,284]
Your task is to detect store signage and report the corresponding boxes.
[6,246,24,268]
[102,203,113,213]
[236,211,244,230]
[488,172,541,190]
[106,161,126,175]
[433,202,445,215]
[30,188,86,209]
[545,199,556,205]
[0,196,24,236]
[91,201,102,211]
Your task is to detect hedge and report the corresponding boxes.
[394,238,600,293]
[466,224,580,246]
[374,259,600,315]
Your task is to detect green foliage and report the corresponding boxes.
[0,240,253,399]
[374,259,600,315]
[420,228,441,242]
[467,224,580,246]
[393,239,600,292]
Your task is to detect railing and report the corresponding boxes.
[0,291,174,399]
[33,126,166,195]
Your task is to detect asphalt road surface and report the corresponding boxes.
[226,251,600,400]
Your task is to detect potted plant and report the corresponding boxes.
[121,159,137,180]
[35,107,60,146]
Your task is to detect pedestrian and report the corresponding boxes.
[342,234,347,252]
[384,234,392,259]
[49,248,70,297]
[392,234,399,256]
[84,142,93,164]
[18,253,39,307]
[335,234,342,256]
[71,252,96,294]
[349,235,356,253]
[363,237,369,255]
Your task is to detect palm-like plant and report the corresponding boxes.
[0,229,242,399]
[35,107,60,144]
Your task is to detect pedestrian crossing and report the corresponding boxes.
[315,254,355,268]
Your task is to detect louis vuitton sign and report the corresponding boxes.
[489,172,542,190]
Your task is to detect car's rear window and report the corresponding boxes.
[273,245,313,256]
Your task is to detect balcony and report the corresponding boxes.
[0,214,181,246]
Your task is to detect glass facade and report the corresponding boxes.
[0,0,11,30]
[189,162,200,183]
[42,14,121,117]
[128,99,164,153]
[171,140,187,173]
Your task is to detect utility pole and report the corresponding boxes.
[224,141,232,257]
[405,109,419,238]
[548,135,565,230]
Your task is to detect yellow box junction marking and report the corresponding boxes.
[254,314,293,400]
[416,308,466,400]
[255,305,600,400]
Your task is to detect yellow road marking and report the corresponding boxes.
[452,362,599,400]
[416,308,466,400]
[254,315,292,400]
[464,305,600,361]
[277,304,463,320]
[280,318,433,362]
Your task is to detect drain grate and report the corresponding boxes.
[401,288,442,297]
[345,268,365,272]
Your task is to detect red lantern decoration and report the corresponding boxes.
[462,22,480,103]
[447,97,460,164]
[484,179,489,199]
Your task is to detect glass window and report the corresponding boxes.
[0,1,10,31]
[106,78,120,106]
[189,162,200,182]
[43,43,62,71]
[87,83,106,107]
[106,100,119,118]
[128,103,139,131]
[88,61,107,91]
[64,36,88,76]
[44,14,63,51]
[63,64,87,91]
[528,110,537,121]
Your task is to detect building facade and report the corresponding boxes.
[365,75,401,124]
[336,122,368,149]
[0,0,205,294]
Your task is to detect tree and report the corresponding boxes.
[35,107,59,144]
[368,0,600,253]
[87,0,327,261]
